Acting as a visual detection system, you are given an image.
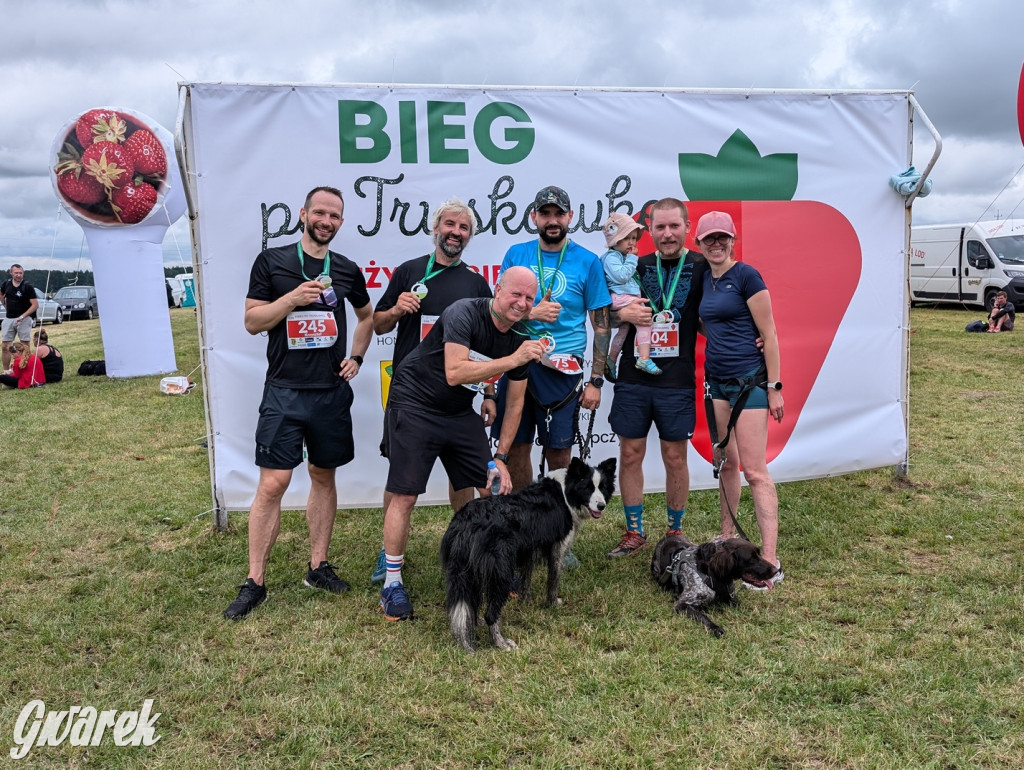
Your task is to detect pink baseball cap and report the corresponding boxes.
[602,212,644,248]
[695,211,736,240]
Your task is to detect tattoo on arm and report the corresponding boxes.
[590,306,611,373]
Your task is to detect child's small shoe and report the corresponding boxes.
[634,357,662,375]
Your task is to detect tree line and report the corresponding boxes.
[12,268,193,296]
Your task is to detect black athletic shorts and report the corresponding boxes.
[384,407,490,495]
[254,382,355,469]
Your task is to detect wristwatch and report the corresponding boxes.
[588,376,604,389]
[482,393,497,402]
[350,355,363,366]
[494,452,510,464]
[766,381,783,391]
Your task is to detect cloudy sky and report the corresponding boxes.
[2,0,1023,275]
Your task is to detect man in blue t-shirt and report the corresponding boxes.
[491,186,612,491]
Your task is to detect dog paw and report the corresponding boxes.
[496,638,518,651]
[711,627,725,638]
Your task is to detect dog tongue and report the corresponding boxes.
[590,510,602,519]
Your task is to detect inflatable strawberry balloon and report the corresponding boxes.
[49,107,186,378]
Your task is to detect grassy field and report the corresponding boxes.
[1,305,1022,769]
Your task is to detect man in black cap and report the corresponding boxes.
[490,186,612,502]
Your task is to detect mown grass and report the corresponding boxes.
[1,305,1022,769]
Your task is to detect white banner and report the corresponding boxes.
[177,83,910,511]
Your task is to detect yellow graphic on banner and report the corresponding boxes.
[380,361,394,411]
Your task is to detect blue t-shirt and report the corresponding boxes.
[500,239,611,357]
[699,261,767,380]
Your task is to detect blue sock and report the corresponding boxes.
[624,505,644,535]
[667,507,685,532]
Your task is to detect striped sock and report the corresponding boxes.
[667,507,685,532]
[384,553,404,586]
[624,505,644,535]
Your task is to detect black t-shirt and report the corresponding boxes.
[374,254,491,369]
[40,345,64,383]
[2,279,37,319]
[246,242,371,389]
[387,297,529,415]
[993,301,1015,323]
[616,249,707,389]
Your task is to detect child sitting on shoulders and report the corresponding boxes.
[600,213,660,378]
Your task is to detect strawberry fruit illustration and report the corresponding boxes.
[125,129,167,177]
[75,109,127,146]
[636,129,863,466]
[55,142,106,205]
[111,181,158,224]
[82,141,135,191]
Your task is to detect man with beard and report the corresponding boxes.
[370,198,492,582]
[606,198,708,558]
[377,266,545,620]
[491,186,612,501]
[224,186,374,620]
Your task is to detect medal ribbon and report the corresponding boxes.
[297,243,331,281]
[536,239,569,298]
[655,251,685,312]
[419,251,459,284]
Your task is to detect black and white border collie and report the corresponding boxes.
[440,457,617,652]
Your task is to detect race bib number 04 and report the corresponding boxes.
[287,310,339,349]
[635,322,679,359]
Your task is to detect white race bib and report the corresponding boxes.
[420,314,439,341]
[635,322,679,359]
[542,353,584,374]
[286,310,338,349]
[463,349,502,392]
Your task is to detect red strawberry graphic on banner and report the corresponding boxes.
[636,130,862,465]
[1018,60,1024,148]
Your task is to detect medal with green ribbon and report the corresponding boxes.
[411,251,459,299]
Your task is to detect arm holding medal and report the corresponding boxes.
[340,301,373,381]
[372,291,421,334]
[244,280,326,335]
[443,339,546,387]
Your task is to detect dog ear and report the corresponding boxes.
[598,457,617,476]
[705,542,736,580]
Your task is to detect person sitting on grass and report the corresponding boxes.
[33,329,64,383]
[0,341,45,389]
[987,290,1015,332]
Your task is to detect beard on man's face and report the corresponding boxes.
[538,224,567,246]
[436,232,467,259]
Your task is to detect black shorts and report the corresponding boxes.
[384,407,491,495]
[608,382,696,442]
[254,382,355,469]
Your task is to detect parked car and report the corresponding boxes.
[53,285,99,320]
[32,288,64,324]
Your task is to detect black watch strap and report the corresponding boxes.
[350,355,363,366]
[493,452,510,464]
[482,393,497,402]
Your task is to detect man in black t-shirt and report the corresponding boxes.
[377,266,545,621]
[2,264,39,372]
[988,290,1015,331]
[224,186,374,621]
[372,199,492,560]
[606,198,708,558]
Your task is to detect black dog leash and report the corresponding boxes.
[532,374,585,480]
[703,370,768,543]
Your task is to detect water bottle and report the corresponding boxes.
[487,460,502,496]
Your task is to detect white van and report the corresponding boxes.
[910,220,1024,310]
